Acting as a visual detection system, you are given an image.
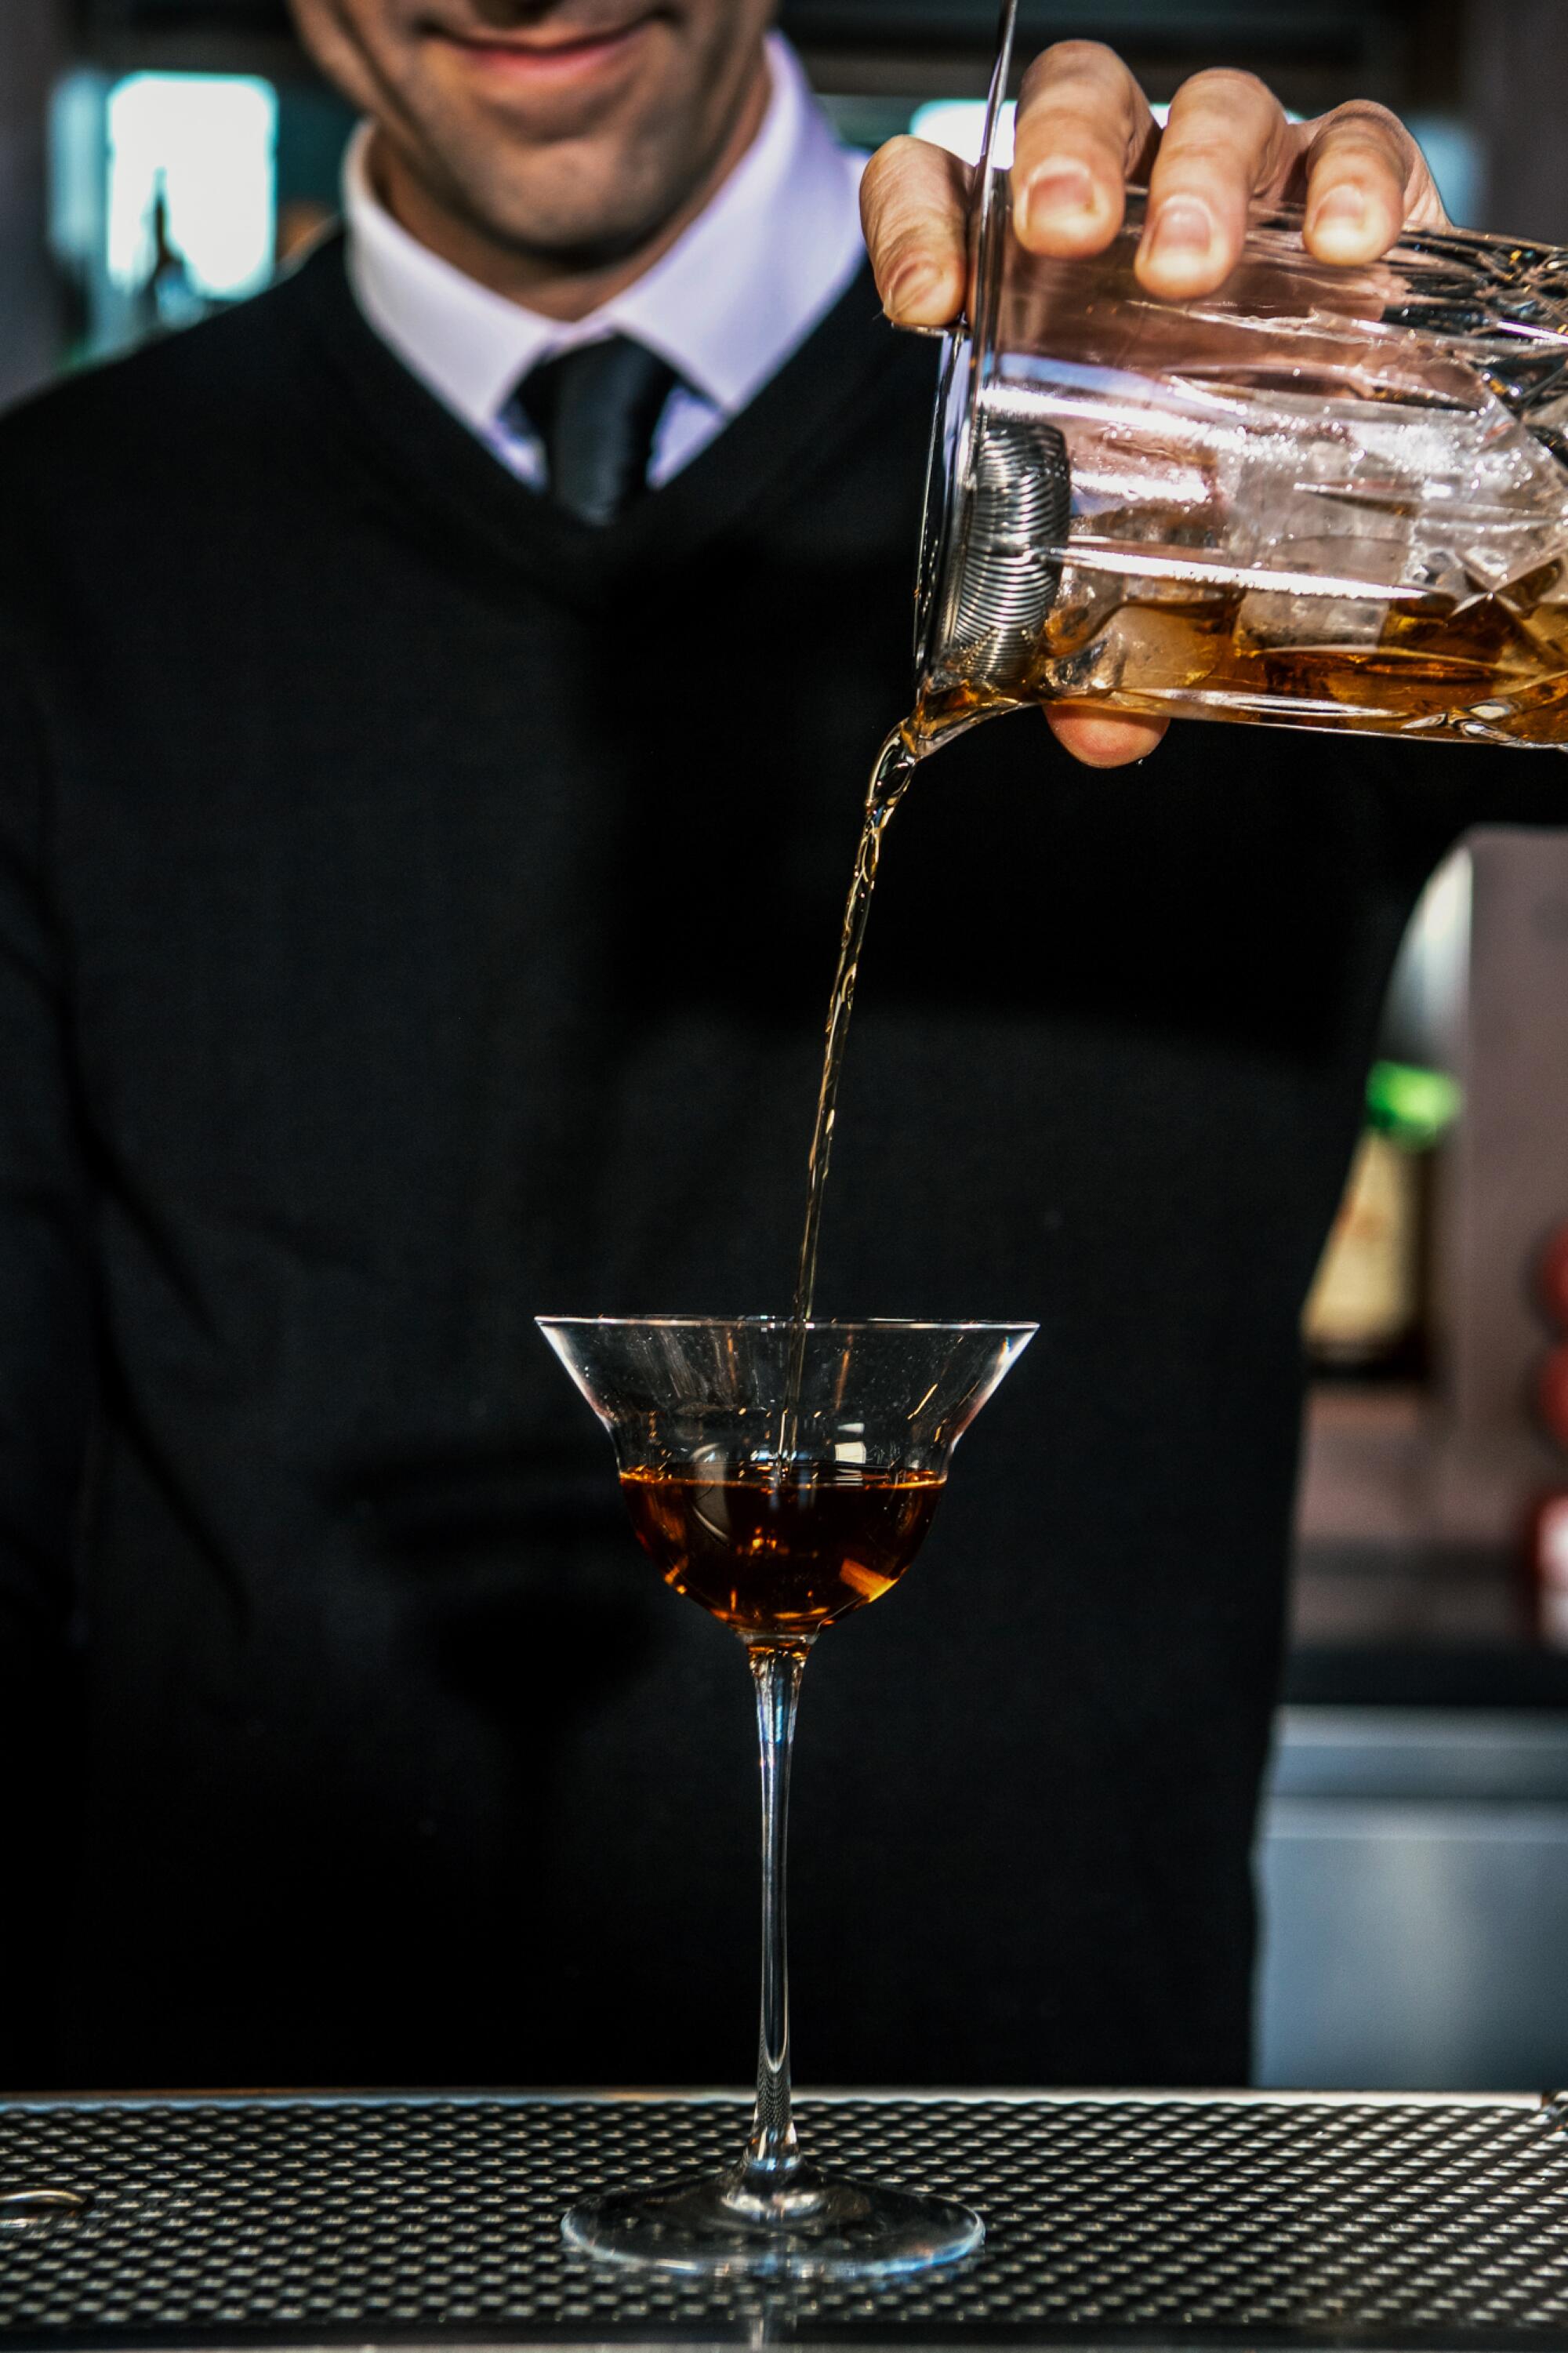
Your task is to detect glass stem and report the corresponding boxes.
[742,1639,808,2191]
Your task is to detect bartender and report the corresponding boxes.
[0,7,1541,2093]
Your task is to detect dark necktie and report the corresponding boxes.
[508,336,681,527]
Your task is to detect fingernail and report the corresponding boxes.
[1145,198,1215,269]
[1308,185,1369,247]
[1020,162,1095,238]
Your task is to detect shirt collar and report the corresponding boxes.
[343,34,866,444]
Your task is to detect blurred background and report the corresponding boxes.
[14,0,1568,405]
[4,0,1568,2089]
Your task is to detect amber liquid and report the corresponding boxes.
[935,565,1568,747]
[782,688,996,1385]
[620,1461,944,1639]
[788,727,916,1337]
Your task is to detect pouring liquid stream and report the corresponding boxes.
[779,699,977,1459]
[789,724,917,1336]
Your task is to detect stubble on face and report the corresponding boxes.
[289,0,775,314]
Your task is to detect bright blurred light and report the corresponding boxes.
[909,100,1016,168]
[107,74,277,300]
[908,96,1318,169]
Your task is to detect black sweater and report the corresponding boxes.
[0,240,1551,2093]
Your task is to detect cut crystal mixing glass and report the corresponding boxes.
[918,0,1568,750]
[536,1314,1035,2278]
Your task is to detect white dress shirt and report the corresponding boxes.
[343,34,868,489]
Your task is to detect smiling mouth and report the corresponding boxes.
[428,13,661,75]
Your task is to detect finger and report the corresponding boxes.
[1011,41,1159,258]
[860,134,973,328]
[1292,103,1450,263]
[1047,706,1169,767]
[1137,69,1290,297]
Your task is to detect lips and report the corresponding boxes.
[426,10,658,68]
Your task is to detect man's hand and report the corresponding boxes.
[861,42,1450,769]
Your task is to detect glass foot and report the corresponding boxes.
[561,2162,982,2279]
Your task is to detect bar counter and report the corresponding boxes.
[2,2089,1567,2349]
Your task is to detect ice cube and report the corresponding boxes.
[1045,561,1120,655]
[1044,603,1222,698]
[1236,588,1387,649]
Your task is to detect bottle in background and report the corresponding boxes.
[1304,1062,1461,1378]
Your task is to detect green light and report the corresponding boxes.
[1365,1059,1462,1149]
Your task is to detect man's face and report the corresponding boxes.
[290,0,775,268]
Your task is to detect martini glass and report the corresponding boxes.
[536,1314,1035,2279]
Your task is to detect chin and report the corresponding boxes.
[477,145,697,264]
